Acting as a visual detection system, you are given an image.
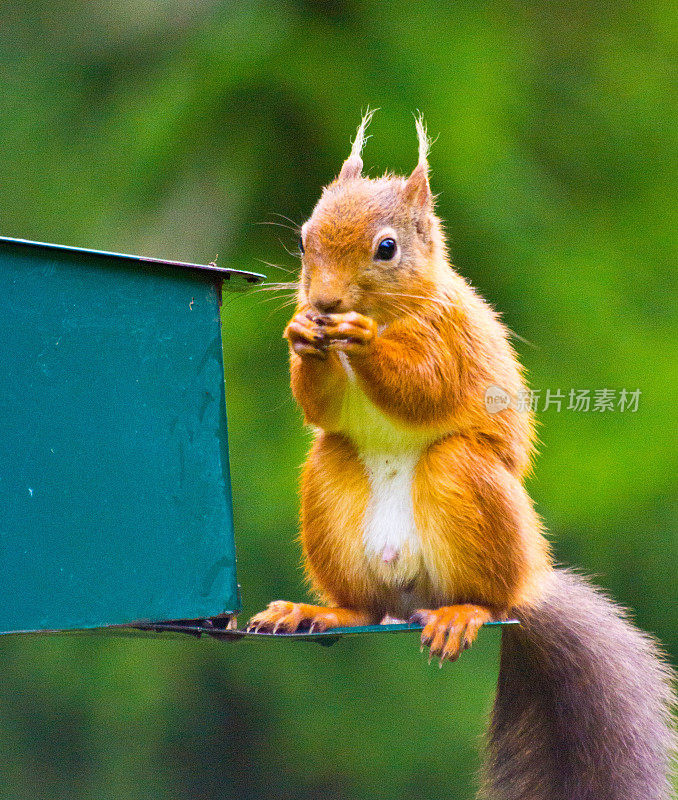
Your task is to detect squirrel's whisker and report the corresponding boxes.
[255,259,299,276]
[255,220,299,232]
[271,212,302,229]
[278,239,302,261]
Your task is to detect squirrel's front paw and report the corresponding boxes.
[409,604,494,666]
[314,311,377,355]
[284,312,328,358]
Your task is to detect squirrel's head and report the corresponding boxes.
[298,111,447,322]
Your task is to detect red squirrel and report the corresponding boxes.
[249,112,676,800]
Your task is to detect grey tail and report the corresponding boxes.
[482,569,676,800]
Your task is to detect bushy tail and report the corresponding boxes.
[482,569,676,800]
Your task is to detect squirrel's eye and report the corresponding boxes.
[298,236,305,255]
[375,238,397,260]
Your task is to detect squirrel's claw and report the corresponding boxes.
[247,601,347,634]
[285,313,329,359]
[410,604,494,665]
[285,310,377,357]
[317,311,377,354]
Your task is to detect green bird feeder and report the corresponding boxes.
[0,236,262,636]
[0,236,514,645]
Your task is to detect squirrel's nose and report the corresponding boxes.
[311,296,343,314]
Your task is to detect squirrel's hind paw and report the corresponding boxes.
[410,604,494,666]
[247,601,369,634]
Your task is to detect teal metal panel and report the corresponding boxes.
[0,237,262,634]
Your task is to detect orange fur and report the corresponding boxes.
[249,116,552,659]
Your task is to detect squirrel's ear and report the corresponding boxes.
[337,108,377,182]
[338,154,363,182]
[403,162,432,209]
[402,114,433,211]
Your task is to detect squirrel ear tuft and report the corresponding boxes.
[403,113,433,210]
[337,108,377,182]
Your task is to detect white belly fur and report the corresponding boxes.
[361,449,420,560]
[336,353,441,567]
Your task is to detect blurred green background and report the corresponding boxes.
[1,1,676,798]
